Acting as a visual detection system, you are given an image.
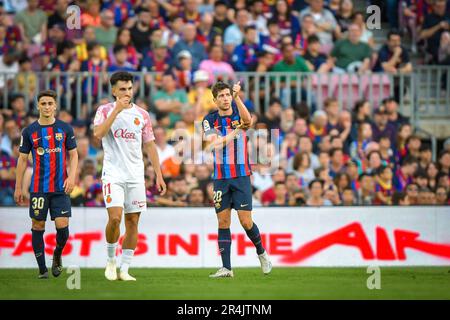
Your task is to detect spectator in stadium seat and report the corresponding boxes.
[395,122,412,163]
[292,151,315,188]
[357,173,375,205]
[258,97,282,130]
[382,97,410,129]
[109,28,138,69]
[16,57,37,103]
[374,165,394,205]
[81,42,107,101]
[14,0,47,45]
[308,110,328,151]
[427,162,439,190]
[188,70,215,118]
[392,192,410,205]
[414,169,430,190]
[140,41,172,79]
[336,0,355,34]
[285,173,307,205]
[94,10,118,50]
[249,0,268,37]
[306,179,332,206]
[198,44,235,84]
[371,106,397,143]
[272,41,310,75]
[329,147,345,178]
[405,134,422,159]
[172,50,193,89]
[438,150,450,175]
[268,182,290,206]
[197,12,216,49]
[129,7,152,52]
[331,23,372,73]
[85,182,105,207]
[367,150,384,174]
[435,186,449,205]
[342,187,356,206]
[418,145,433,170]
[0,5,22,52]
[188,188,206,206]
[303,34,335,72]
[157,176,189,207]
[75,26,107,62]
[103,0,134,28]
[420,0,450,63]
[299,0,340,47]
[379,135,396,166]
[296,14,318,55]
[334,172,351,195]
[323,98,340,131]
[350,121,372,160]
[172,23,207,70]
[81,0,102,28]
[107,45,136,72]
[346,160,360,191]
[351,11,375,48]
[212,0,232,36]
[270,0,301,40]
[47,0,69,29]
[405,182,419,204]
[152,73,188,128]
[417,187,436,205]
[373,30,413,74]
[224,8,250,55]
[231,25,261,71]
[260,19,281,55]
[180,0,201,25]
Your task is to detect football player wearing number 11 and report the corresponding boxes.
[15,90,79,279]
[202,81,272,278]
[93,72,167,281]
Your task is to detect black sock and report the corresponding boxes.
[54,226,69,256]
[31,229,47,274]
[245,223,265,255]
[218,228,232,270]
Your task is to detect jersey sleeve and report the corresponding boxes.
[65,125,77,150]
[202,114,218,137]
[142,111,155,143]
[19,127,31,154]
[93,104,107,126]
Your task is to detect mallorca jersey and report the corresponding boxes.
[202,105,251,180]
[19,120,77,193]
[93,102,155,184]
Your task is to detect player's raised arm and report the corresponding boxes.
[93,96,129,139]
[144,140,167,195]
[232,81,252,128]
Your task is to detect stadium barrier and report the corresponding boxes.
[1,207,449,268]
[2,68,449,117]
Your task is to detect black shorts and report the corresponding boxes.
[29,193,72,221]
[213,175,253,213]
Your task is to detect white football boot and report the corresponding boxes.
[258,251,272,275]
[119,271,137,281]
[104,260,118,281]
[209,267,234,278]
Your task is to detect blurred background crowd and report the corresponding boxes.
[0,0,449,207]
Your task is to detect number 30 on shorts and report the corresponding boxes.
[213,191,222,204]
[32,197,45,210]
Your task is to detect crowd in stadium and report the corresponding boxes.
[0,0,449,207]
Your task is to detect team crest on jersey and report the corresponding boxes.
[231,120,240,128]
[215,202,221,209]
[55,133,63,141]
[134,117,140,126]
[106,195,112,203]
[34,210,39,216]
[37,147,45,156]
[45,135,52,140]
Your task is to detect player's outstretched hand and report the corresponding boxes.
[232,81,241,99]
[236,119,251,130]
[14,188,24,206]
[63,176,75,194]
[156,175,167,196]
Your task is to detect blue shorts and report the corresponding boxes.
[29,193,72,221]
[213,175,253,213]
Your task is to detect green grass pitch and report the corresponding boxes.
[0,267,449,300]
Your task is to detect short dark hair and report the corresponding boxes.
[211,81,231,99]
[110,71,134,86]
[392,192,407,205]
[309,179,324,189]
[56,40,75,56]
[358,172,373,181]
[37,90,57,103]
[387,29,402,40]
[307,34,320,44]
[329,147,343,158]
[113,44,127,55]
[377,165,390,176]
[87,41,100,52]
[244,25,257,34]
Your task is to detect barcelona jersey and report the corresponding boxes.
[202,105,251,180]
[19,120,77,193]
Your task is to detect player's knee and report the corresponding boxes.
[32,220,45,231]
[239,219,253,230]
[125,219,139,231]
[109,216,121,228]
[218,218,231,229]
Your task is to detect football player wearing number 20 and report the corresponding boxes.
[93,72,167,281]
[202,81,272,278]
[15,90,79,279]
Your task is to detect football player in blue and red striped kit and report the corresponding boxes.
[14,90,78,279]
[203,81,272,278]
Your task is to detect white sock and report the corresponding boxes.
[120,249,134,274]
[107,242,118,263]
